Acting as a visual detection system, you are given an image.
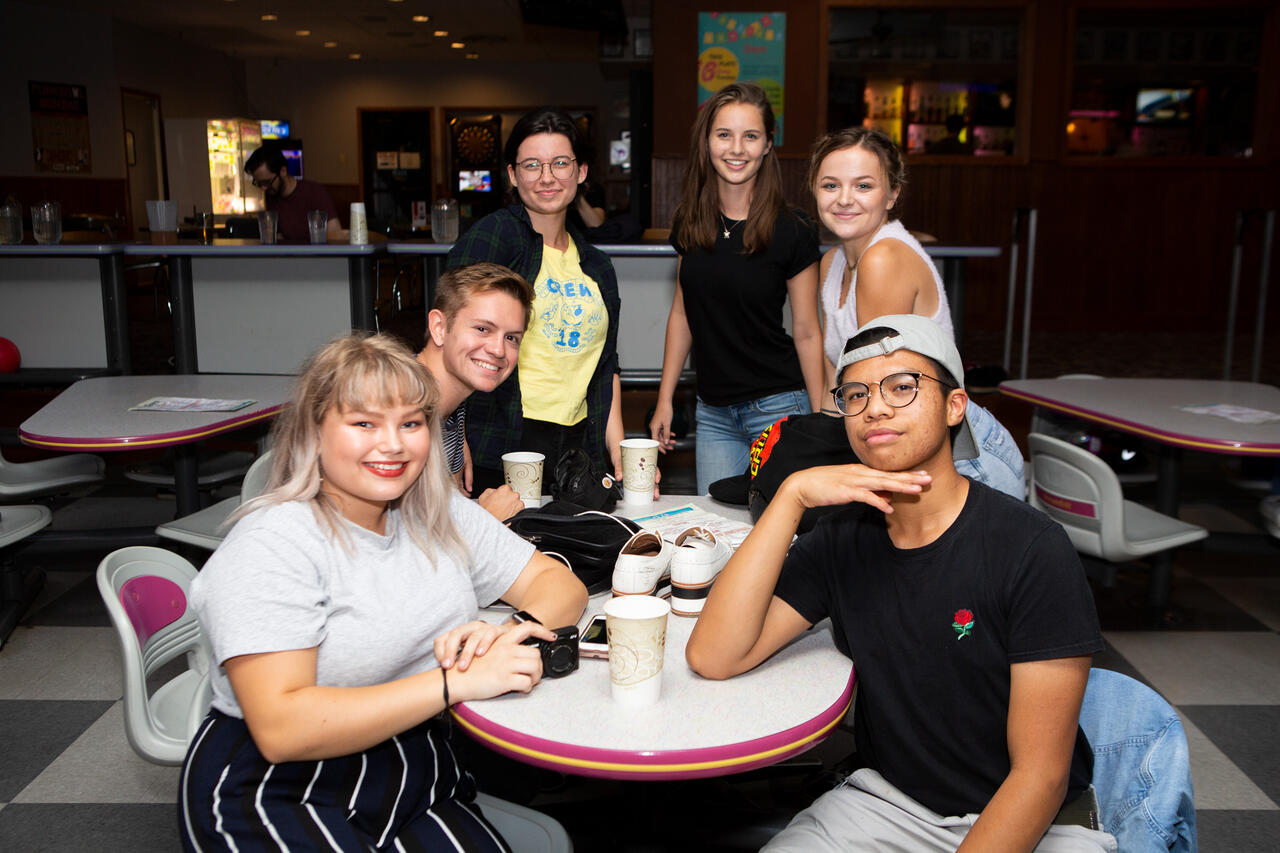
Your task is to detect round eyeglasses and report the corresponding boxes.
[515,157,577,180]
[829,372,953,417]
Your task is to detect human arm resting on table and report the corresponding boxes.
[225,626,547,764]
[688,463,931,679]
[498,549,589,634]
[650,263,693,453]
[956,655,1092,853]
[786,260,826,412]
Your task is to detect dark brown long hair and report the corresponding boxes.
[671,83,788,254]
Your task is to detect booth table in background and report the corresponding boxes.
[1000,377,1280,607]
[19,374,294,517]
[455,495,855,781]
[0,243,130,381]
[121,241,382,375]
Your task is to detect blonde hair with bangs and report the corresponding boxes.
[235,332,468,565]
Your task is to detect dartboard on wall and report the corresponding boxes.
[450,116,501,167]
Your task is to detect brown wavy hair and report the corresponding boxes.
[671,83,788,254]
[807,127,907,219]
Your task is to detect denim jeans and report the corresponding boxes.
[1078,668,1198,853]
[955,402,1027,501]
[695,389,810,494]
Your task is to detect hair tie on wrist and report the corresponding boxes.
[441,667,450,709]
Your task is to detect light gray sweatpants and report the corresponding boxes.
[762,769,1117,853]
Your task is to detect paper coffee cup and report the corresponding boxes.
[620,438,659,505]
[604,595,670,707]
[501,451,544,508]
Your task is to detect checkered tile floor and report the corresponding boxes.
[2,464,1278,851]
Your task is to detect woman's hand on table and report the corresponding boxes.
[649,399,677,453]
[436,620,552,703]
[477,485,523,521]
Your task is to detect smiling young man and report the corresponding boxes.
[687,315,1113,852]
[417,262,534,519]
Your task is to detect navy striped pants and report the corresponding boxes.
[179,711,511,852]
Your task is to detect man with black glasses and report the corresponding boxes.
[245,145,341,242]
[687,314,1113,852]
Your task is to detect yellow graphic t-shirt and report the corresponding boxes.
[519,241,608,426]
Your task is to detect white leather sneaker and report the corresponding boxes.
[669,526,731,616]
[612,530,673,598]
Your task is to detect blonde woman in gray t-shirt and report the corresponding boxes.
[180,333,587,853]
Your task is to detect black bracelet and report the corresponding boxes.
[441,666,450,709]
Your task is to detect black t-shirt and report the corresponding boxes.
[674,209,820,406]
[774,481,1104,818]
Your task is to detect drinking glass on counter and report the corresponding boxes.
[307,210,328,244]
[32,200,61,245]
[257,210,278,245]
[196,212,215,244]
[0,198,22,244]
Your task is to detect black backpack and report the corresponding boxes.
[504,500,640,594]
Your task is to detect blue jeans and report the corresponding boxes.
[695,389,810,494]
[1077,668,1197,853]
[955,402,1026,501]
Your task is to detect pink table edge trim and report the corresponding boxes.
[1000,387,1280,457]
[18,406,284,451]
[451,669,856,781]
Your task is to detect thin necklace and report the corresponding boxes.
[720,212,742,240]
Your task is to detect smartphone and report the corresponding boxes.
[579,614,608,659]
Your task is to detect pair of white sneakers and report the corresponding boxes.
[611,526,733,617]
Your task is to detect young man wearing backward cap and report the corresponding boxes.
[687,315,1113,852]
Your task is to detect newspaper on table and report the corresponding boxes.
[628,503,753,549]
[1178,404,1280,425]
[130,397,255,413]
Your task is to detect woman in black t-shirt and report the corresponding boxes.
[649,83,823,493]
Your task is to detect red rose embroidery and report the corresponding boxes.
[952,608,975,640]
[954,609,973,624]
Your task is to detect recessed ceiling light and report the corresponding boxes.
[433,30,448,37]
[412,15,429,22]
[323,41,337,48]
[451,42,465,49]
[295,29,310,36]
[261,14,277,21]
[348,52,361,59]
[466,53,479,60]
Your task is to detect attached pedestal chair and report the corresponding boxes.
[0,504,53,650]
[0,450,104,501]
[97,546,211,765]
[156,451,273,551]
[1028,433,1208,589]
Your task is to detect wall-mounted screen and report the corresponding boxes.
[1135,89,1193,124]
[281,147,304,178]
[260,119,291,139]
[459,170,492,192]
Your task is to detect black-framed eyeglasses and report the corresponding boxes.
[829,372,954,417]
[515,157,577,179]
[251,172,280,190]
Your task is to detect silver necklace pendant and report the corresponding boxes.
[723,226,731,239]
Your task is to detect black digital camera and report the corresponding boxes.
[521,625,580,678]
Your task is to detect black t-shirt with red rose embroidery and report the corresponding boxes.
[774,479,1103,818]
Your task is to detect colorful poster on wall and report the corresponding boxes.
[29,81,92,173]
[697,12,786,145]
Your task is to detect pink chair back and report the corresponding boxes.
[119,576,187,646]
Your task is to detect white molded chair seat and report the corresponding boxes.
[1028,432,1207,563]
[125,449,256,490]
[156,451,273,550]
[0,504,53,547]
[475,793,573,853]
[0,451,104,500]
[97,546,211,765]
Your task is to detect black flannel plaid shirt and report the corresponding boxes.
[445,203,621,473]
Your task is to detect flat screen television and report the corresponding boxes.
[1135,89,1192,124]
[260,119,291,139]
[281,147,304,178]
[459,170,492,192]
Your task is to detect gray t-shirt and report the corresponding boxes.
[191,492,535,718]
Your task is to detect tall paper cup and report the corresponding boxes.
[604,595,670,707]
[501,451,544,508]
[620,438,659,505]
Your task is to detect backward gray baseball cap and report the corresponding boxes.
[835,314,978,461]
